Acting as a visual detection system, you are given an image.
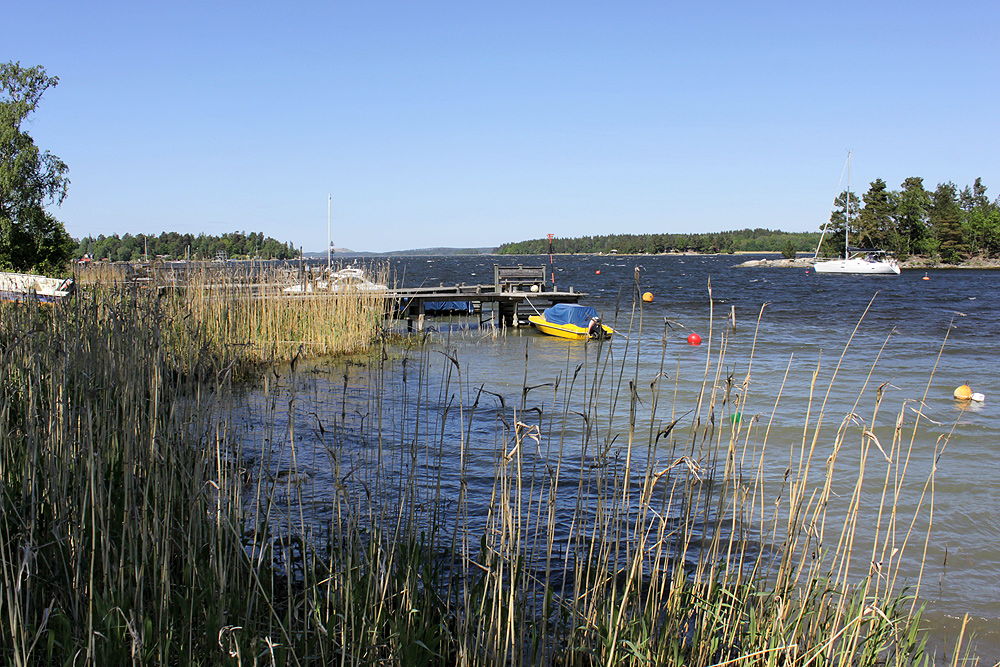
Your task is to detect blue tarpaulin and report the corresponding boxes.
[542,303,599,327]
[425,301,473,314]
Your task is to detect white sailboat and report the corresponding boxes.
[813,152,900,275]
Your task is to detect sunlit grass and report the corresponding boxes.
[0,269,977,665]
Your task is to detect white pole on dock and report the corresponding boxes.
[327,193,332,272]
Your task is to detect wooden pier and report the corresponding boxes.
[97,262,588,332]
[388,265,584,331]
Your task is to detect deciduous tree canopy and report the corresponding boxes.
[75,231,298,262]
[0,61,74,274]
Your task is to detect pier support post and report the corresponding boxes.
[498,301,516,328]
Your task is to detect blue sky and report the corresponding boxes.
[8,1,999,253]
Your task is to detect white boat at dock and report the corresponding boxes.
[0,271,75,303]
[283,267,388,294]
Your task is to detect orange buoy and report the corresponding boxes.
[596,270,601,275]
[642,291,654,303]
[687,333,701,346]
[954,384,973,400]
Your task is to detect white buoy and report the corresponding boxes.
[971,392,986,402]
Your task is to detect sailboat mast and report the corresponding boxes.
[845,151,851,257]
[327,193,332,272]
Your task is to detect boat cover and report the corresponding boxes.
[425,301,473,314]
[542,303,600,327]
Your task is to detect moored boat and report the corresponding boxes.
[813,151,900,276]
[812,249,900,274]
[528,303,613,341]
[0,271,75,303]
[284,267,387,294]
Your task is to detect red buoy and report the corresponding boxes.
[596,270,601,275]
[687,333,701,346]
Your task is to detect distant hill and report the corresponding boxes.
[305,247,496,257]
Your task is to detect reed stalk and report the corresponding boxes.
[0,268,971,665]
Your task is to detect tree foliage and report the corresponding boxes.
[895,177,932,258]
[497,229,821,255]
[0,61,75,274]
[930,182,965,263]
[500,174,1000,264]
[75,230,299,262]
[827,175,999,262]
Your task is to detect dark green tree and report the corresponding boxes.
[0,62,74,274]
[857,178,895,249]
[894,177,931,257]
[820,190,861,257]
[958,178,1000,257]
[929,182,965,263]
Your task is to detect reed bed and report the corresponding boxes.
[0,272,975,665]
[76,262,389,369]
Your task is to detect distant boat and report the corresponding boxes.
[283,267,387,294]
[813,152,900,275]
[812,248,900,275]
[0,271,75,303]
[528,303,613,341]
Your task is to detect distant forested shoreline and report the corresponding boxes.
[499,175,1000,263]
[74,231,298,261]
[497,229,820,256]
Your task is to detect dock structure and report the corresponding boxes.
[99,261,587,332]
[389,265,583,331]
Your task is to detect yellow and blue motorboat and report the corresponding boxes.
[528,303,613,341]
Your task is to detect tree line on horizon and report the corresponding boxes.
[497,229,822,256]
[75,231,299,262]
[499,176,1000,264]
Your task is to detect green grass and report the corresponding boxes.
[0,272,976,665]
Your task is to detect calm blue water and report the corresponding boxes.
[247,254,1000,659]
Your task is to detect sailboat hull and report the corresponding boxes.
[813,256,900,274]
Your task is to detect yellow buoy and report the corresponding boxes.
[954,384,973,400]
[642,291,654,303]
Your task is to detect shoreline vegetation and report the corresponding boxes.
[498,175,1000,265]
[1,266,986,665]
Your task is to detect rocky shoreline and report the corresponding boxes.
[737,256,1000,270]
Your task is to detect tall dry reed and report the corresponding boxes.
[0,269,974,666]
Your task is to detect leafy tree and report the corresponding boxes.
[819,190,861,257]
[958,178,1000,257]
[929,182,965,263]
[857,179,895,249]
[894,177,931,257]
[75,230,298,261]
[0,62,74,274]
